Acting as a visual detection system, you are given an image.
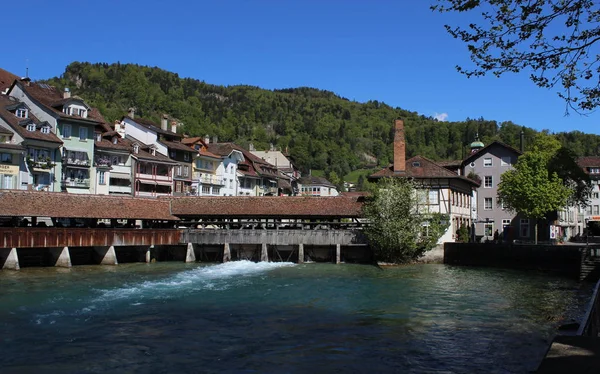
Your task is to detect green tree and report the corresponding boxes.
[432,0,600,113]
[363,178,450,263]
[498,150,572,244]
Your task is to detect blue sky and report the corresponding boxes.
[1,0,597,134]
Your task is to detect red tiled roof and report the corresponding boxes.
[0,95,63,144]
[123,116,182,139]
[169,195,363,218]
[370,155,480,186]
[0,190,178,220]
[461,141,522,165]
[162,139,195,153]
[298,176,335,188]
[0,68,19,92]
[577,156,600,169]
[13,81,99,124]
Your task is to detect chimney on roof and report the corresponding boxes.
[393,119,406,173]
[204,134,210,145]
[128,107,135,119]
[20,77,31,86]
[249,143,255,151]
[213,136,218,144]
[171,120,177,134]
[161,114,168,131]
[63,87,71,99]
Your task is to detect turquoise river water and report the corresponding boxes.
[0,262,593,373]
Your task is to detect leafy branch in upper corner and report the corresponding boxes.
[432,0,600,114]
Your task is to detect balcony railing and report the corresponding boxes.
[65,158,90,167]
[108,185,132,194]
[200,175,224,185]
[62,178,90,188]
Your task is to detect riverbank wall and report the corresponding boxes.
[444,243,600,281]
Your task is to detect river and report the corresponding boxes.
[0,262,593,373]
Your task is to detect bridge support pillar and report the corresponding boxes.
[335,244,341,264]
[185,243,196,263]
[95,246,118,265]
[298,243,304,264]
[50,246,72,268]
[223,243,231,263]
[1,248,20,270]
[261,243,269,262]
[146,245,153,263]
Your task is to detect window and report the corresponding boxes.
[501,157,511,166]
[484,176,493,188]
[41,126,50,134]
[175,181,182,193]
[594,205,599,215]
[184,153,190,161]
[484,223,494,237]
[213,187,220,195]
[176,165,182,176]
[133,144,139,154]
[520,219,530,238]
[99,171,105,185]
[590,168,600,174]
[16,108,28,118]
[502,219,511,229]
[95,132,101,141]
[483,158,492,167]
[428,189,439,205]
[26,123,36,132]
[183,166,189,177]
[170,151,176,158]
[484,197,493,210]
[63,124,71,138]
[79,127,88,141]
[594,193,599,199]
[63,107,72,115]
[2,175,13,189]
[1,153,11,163]
[202,186,210,195]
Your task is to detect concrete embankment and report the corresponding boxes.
[444,242,600,281]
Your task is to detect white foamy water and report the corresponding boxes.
[32,261,295,324]
[94,260,295,302]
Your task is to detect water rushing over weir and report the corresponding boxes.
[0,262,593,373]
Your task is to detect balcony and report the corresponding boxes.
[200,174,224,185]
[65,158,91,167]
[62,178,90,188]
[108,185,132,194]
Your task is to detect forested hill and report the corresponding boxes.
[45,62,600,176]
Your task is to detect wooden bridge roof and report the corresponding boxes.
[0,191,178,220]
[169,195,364,219]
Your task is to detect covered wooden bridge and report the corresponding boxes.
[0,191,181,269]
[0,191,370,269]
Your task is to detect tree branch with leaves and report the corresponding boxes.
[432,0,600,113]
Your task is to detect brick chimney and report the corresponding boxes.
[393,119,405,173]
[161,114,168,131]
[128,107,135,119]
[63,87,71,99]
[171,120,177,134]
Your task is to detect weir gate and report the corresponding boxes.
[0,191,370,269]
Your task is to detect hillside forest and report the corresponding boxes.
[45,62,600,183]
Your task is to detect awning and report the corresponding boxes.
[156,180,173,186]
[64,147,90,153]
[110,172,130,180]
[138,180,156,186]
